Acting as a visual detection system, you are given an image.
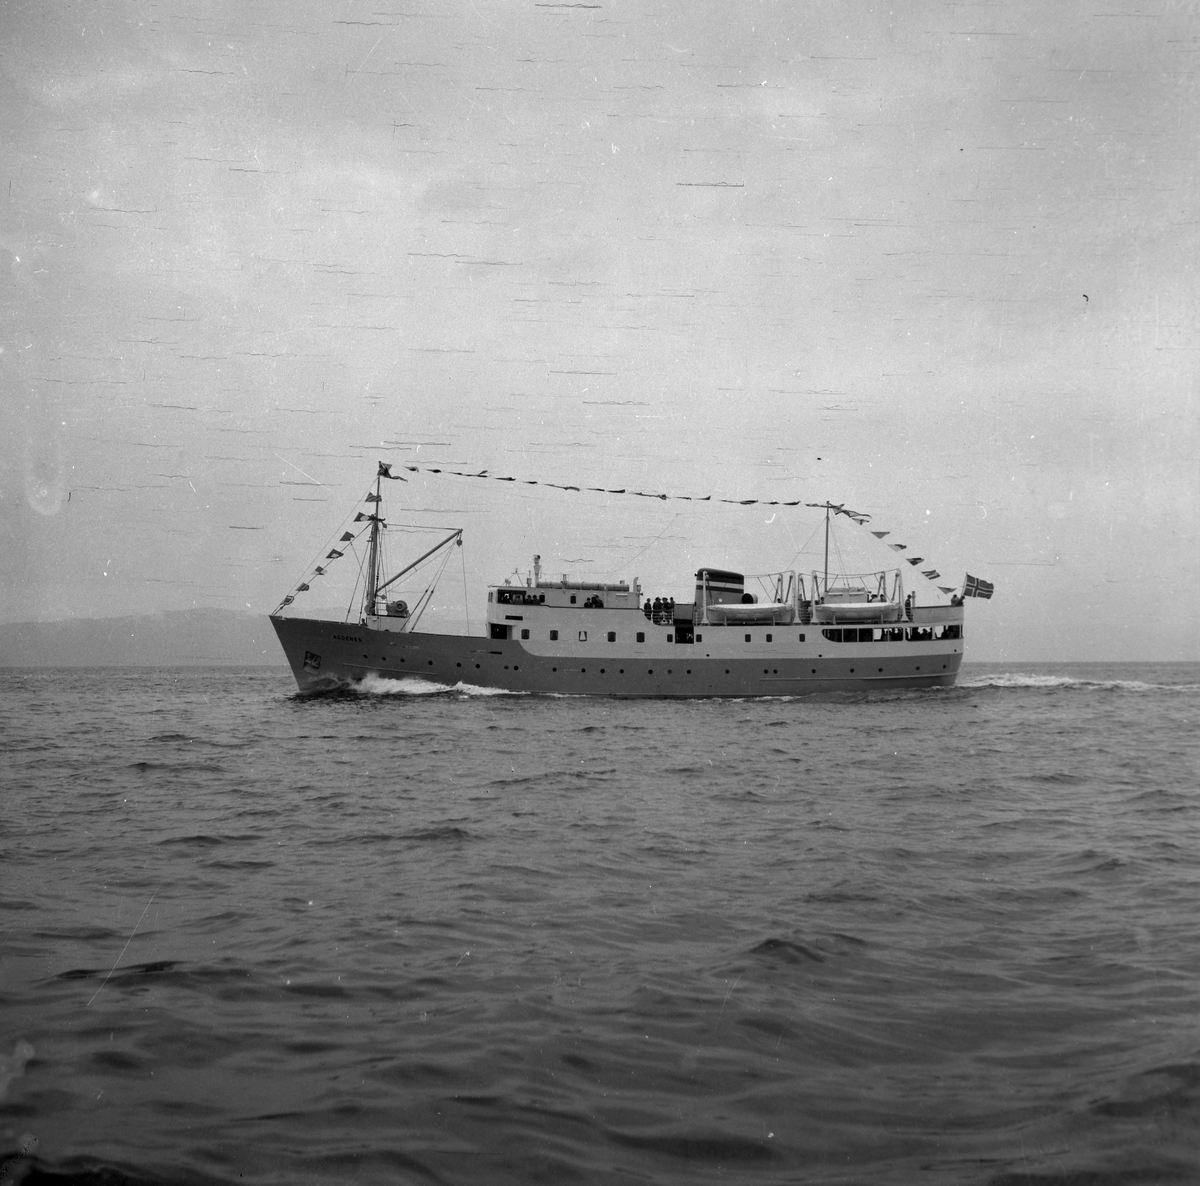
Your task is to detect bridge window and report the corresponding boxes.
[578,630,587,642]
[549,630,559,641]
[520,629,529,640]
[607,631,616,642]
[745,634,751,643]
[636,632,645,643]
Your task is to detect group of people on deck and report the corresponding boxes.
[643,596,675,624]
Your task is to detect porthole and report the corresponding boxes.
[686,669,691,675]
[552,666,557,672]
[428,660,433,666]
[850,668,854,673]
[514,665,519,671]
[878,667,883,672]
[600,668,606,674]
[648,668,654,674]
[619,668,624,673]
[475,664,480,669]
[457,662,461,668]
[725,669,730,674]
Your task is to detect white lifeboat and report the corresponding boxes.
[812,588,902,623]
[704,601,796,625]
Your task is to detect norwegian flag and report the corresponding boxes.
[963,574,994,599]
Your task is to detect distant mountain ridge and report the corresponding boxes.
[0,609,289,667]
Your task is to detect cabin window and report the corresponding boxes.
[570,594,577,604]
[696,633,702,642]
[798,633,805,642]
[636,632,645,643]
[490,623,509,640]
[766,633,773,642]
[488,591,494,602]
[578,630,587,642]
[823,629,842,642]
[745,634,751,643]
[549,630,559,641]
[520,629,530,640]
[667,634,673,643]
[607,631,616,642]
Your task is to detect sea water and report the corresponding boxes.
[1,663,1198,1185]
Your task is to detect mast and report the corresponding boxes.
[823,502,830,596]
[364,470,382,618]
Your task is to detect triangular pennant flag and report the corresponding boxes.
[922,569,940,579]
[890,543,907,551]
[871,531,889,538]
[340,532,355,542]
[281,595,294,606]
[378,461,405,480]
[938,585,956,594]
[907,557,924,565]
[365,492,381,503]
[326,549,343,560]
[296,583,310,592]
[314,567,326,576]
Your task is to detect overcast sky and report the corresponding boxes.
[2,0,1196,661]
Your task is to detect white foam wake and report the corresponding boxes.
[351,673,521,697]
[959,673,1198,693]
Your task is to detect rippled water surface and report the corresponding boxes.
[2,663,1199,1185]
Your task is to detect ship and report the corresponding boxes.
[270,466,970,696]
